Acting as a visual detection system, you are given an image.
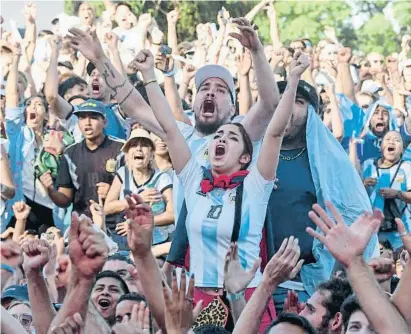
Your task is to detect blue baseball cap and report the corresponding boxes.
[73,99,106,118]
[1,285,29,303]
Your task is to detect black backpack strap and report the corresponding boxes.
[123,166,132,197]
[230,182,244,243]
[166,201,189,267]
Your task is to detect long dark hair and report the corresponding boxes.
[23,95,49,126]
[231,122,253,170]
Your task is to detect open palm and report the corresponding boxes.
[68,28,105,62]
[307,201,382,268]
[126,194,154,256]
[224,243,261,294]
[229,18,262,51]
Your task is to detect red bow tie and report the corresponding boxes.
[200,168,249,194]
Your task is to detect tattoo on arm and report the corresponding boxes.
[101,67,127,99]
[104,62,116,79]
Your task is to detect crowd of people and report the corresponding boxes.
[1,0,411,333]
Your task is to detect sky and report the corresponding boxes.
[0,0,399,35]
[1,0,65,31]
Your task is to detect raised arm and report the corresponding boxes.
[336,47,356,102]
[266,3,282,49]
[324,84,344,141]
[154,52,192,125]
[106,32,126,76]
[166,9,180,55]
[0,240,22,291]
[209,9,229,64]
[5,43,21,108]
[391,219,411,324]
[126,194,168,333]
[233,237,303,334]
[178,64,196,102]
[44,36,73,120]
[229,18,279,141]
[257,51,309,180]
[132,50,191,174]
[0,145,15,201]
[11,202,30,243]
[237,49,253,116]
[48,213,108,330]
[245,0,270,22]
[23,2,37,63]
[67,28,164,136]
[224,243,261,324]
[22,240,56,334]
[307,202,410,334]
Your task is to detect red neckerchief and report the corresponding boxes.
[200,167,250,194]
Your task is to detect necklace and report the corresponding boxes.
[280,147,307,161]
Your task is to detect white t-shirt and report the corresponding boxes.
[178,156,274,288]
[116,166,173,244]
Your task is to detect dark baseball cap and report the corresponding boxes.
[277,80,320,113]
[73,99,106,118]
[1,285,29,303]
[87,62,97,76]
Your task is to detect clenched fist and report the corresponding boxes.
[129,50,155,78]
[22,239,51,273]
[69,213,108,280]
[39,172,54,191]
[289,51,311,78]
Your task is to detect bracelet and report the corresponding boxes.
[226,290,245,302]
[396,191,404,200]
[0,264,15,274]
[144,78,157,86]
[163,65,177,77]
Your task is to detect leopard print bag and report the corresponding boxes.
[192,296,229,329]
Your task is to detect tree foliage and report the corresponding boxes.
[64,0,409,56]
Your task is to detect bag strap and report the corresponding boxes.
[230,182,244,243]
[123,166,131,197]
[147,172,164,188]
[375,159,404,188]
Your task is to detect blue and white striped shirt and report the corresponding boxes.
[178,157,274,288]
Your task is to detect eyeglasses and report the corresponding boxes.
[12,313,33,327]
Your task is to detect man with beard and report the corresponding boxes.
[265,80,377,313]
[299,278,352,334]
[352,101,397,165]
[66,18,279,220]
[91,270,130,326]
